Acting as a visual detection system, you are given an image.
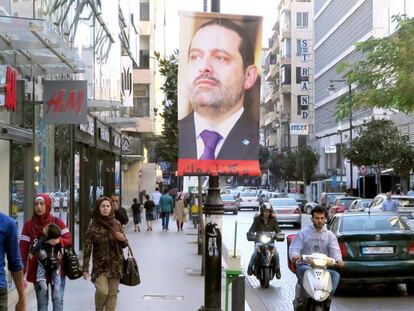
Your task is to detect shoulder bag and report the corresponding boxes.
[63,247,83,280]
[120,243,141,286]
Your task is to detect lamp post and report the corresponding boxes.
[328,80,353,191]
[337,125,343,192]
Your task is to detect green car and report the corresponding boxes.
[328,212,414,293]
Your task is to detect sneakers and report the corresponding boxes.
[247,266,253,276]
[275,269,281,279]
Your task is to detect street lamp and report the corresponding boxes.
[328,79,353,191]
[337,124,343,192]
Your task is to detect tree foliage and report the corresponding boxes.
[336,16,414,119]
[343,118,414,192]
[269,146,319,185]
[154,50,178,163]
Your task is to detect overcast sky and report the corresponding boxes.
[165,0,278,54]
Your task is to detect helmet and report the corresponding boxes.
[260,203,273,214]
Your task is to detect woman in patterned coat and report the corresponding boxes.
[82,196,128,311]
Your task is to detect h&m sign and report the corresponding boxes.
[44,80,87,124]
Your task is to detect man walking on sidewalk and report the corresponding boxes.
[0,212,25,311]
[111,194,129,225]
[159,189,173,231]
[151,187,161,220]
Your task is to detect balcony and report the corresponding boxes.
[271,90,280,103]
[281,84,291,95]
[265,64,280,83]
[265,111,277,126]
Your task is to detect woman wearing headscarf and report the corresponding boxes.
[82,196,128,311]
[19,193,72,311]
[173,192,186,231]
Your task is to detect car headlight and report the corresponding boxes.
[259,235,271,244]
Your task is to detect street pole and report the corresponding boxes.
[200,1,222,310]
[348,83,353,193]
[339,130,343,192]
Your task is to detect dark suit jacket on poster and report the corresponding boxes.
[178,111,259,160]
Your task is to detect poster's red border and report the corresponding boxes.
[177,159,260,176]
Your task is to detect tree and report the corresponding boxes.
[343,119,414,193]
[295,146,319,185]
[336,16,414,119]
[154,50,178,163]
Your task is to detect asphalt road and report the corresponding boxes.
[221,211,414,311]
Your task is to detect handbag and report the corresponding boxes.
[63,247,82,280]
[120,244,141,286]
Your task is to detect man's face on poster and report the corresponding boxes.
[187,24,248,118]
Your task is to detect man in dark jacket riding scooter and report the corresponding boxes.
[247,204,282,278]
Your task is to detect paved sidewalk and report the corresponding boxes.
[16,216,206,310]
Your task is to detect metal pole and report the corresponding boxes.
[69,124,75,248]
[349,83,353,192]
[340,130,343,192]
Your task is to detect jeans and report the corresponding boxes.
[296,264,340,294]
[34,276,66,311]
[248,245,280,271]
[0,288,7,311]
[162,212,170,229]
[154,205,159,219]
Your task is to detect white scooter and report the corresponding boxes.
[293,253,337,311]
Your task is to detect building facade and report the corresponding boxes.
[313,0,414,192]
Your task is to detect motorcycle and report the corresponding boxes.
[246,231,285,288]
[293,253,337,311]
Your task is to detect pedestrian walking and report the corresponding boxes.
[174,192,186,231]
[151,187,161,220]
[1,211,25,311]
[82,196,128,311]
[159,189,174,231]
[131,198,142,232]
[111,194,129,226]
[144,194,155,231]
[139,189,147,205]
[19,193,72,311]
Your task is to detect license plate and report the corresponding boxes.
[362,246,394,255]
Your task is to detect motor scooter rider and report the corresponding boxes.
[289,205,344,294]
[247,204,282,278]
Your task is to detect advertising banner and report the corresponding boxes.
[44,80,87,124]
[177,11,262,176]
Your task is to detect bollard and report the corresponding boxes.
[231,276,245,311]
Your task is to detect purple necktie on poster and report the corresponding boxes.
[199,130,222,160]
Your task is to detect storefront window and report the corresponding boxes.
[10,143,24,237]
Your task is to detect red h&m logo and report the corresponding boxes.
[46,89,85,115]
[5,67,17,112]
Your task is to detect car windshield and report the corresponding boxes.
[221,195,234,200]
[240,192,256,197]
[339,198,356,208]
[287,193,305,200]
[341,215,407,232]
[270,199,297,207]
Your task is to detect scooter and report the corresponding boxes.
[246,231,285,288]
[293,253,337,311]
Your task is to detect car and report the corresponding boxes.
[369,194,414,216]
[238,191,259,211]
[287,193,308,212]
[221,194,239,215]
[349,198,373,212]
[328,212,414,291]
[304,192,344,214]
[269,198,301,228]
[329,196,360,216]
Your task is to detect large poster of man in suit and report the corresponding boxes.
[177,11,262,176]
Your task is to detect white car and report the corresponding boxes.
[368,194,414,216]
[269,198,301,228]
[238,191,259,211]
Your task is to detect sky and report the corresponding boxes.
[165,0,278,55]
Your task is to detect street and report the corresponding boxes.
[221,211,414,311]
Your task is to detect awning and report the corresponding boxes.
[103,117,140,128]
[0,15,85,75]
[88,99,124,111]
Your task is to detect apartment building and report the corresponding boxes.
[261,0,314,153]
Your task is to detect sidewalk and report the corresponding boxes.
[17,216,206,310]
